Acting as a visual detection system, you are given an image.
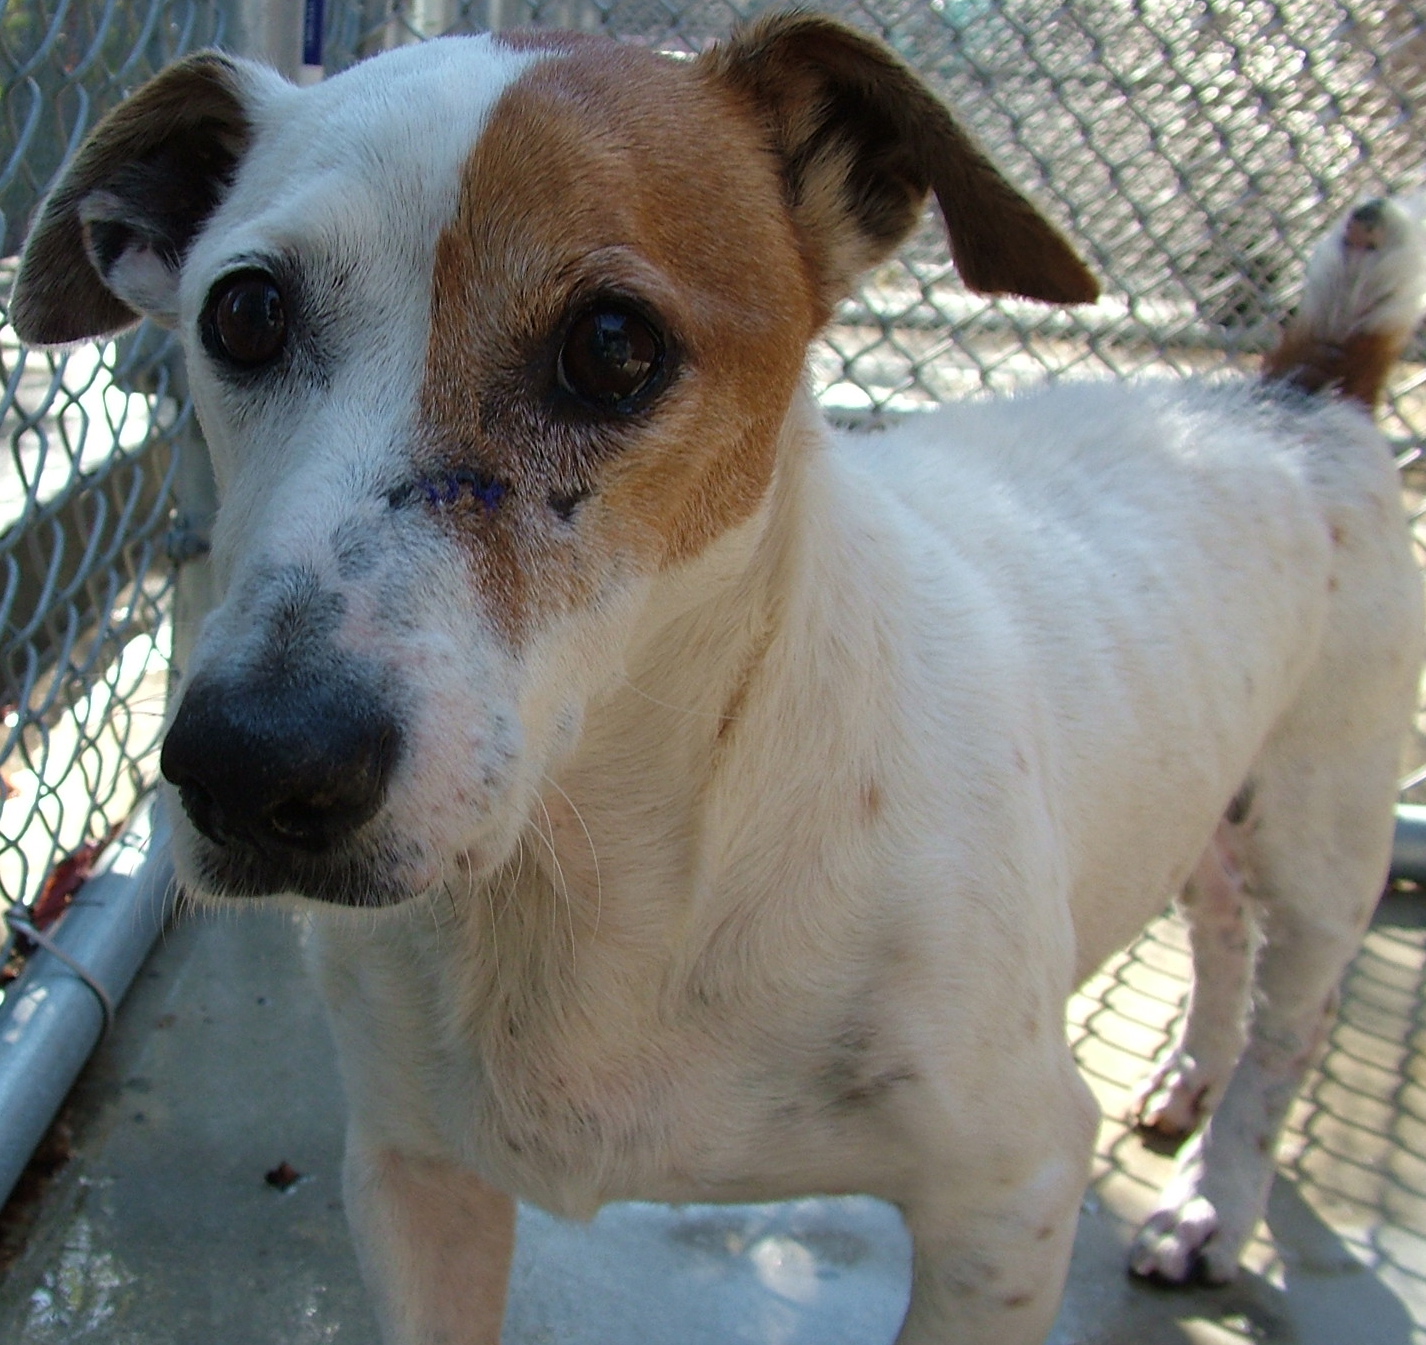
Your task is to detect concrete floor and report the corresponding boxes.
[0,893,1423,1345]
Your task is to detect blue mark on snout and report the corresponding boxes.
[388,470,508,513]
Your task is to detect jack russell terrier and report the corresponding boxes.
[11,12,1426,1343]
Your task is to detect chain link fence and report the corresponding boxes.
[1,0,1425,971]
[0,0,235,986]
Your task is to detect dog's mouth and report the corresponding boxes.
[173,812,434,907]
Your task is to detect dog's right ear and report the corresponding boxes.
[10,52,253,346]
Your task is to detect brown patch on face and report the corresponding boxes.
[416,38,816,645]
[1262,324,1411,410]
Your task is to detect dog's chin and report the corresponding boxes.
[172,826,439,909]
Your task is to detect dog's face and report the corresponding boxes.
[11,15,1096,906]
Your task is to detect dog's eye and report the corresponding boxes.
[557,304,664,411]
[201,270,287,369]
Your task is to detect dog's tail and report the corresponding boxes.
[1262,194,1426,411]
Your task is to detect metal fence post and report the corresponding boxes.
[240,0,307,77]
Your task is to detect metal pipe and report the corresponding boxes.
[0,800,175,1208]
[1391,804,1426,886]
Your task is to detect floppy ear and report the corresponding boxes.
[10,52,253,346]
[700,12,1099,311]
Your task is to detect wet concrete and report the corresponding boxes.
[0,895,1422,1344]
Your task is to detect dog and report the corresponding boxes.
[11,12,1426,1343]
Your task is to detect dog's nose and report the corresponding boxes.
[160,672,401,853]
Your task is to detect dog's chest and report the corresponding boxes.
[457,986,905,1216]
[319,916,905,1218]
[459,1014,713,1212]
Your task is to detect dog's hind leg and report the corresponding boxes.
[1129,728,1406,1284]
[1132,813,1256,1142]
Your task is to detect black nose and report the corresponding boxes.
[160,669,401,854]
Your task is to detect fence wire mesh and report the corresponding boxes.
[0,0,231,970]
[1,0,1426,947]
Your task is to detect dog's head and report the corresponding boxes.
[11,14,1096,907]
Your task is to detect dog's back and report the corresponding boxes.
[832,197,1422,979]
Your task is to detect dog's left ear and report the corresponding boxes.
[701,12,1099,311]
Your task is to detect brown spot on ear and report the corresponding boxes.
[700,12,1098,310]
[1002,1292,1034,1309]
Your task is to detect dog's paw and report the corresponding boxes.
[1131,1054,1215,1143]
[1127,1196,1239,1286]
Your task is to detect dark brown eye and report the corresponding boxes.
[201,270,287,368]
[557,304,664,411]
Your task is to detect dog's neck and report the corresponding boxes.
[463,385,898,1001]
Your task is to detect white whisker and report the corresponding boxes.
[617,676,727,722]
[542,774,602,940]
[532,791,577,974]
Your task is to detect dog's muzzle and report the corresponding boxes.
[161,662,402,891]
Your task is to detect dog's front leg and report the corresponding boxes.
[896,1065,1097,1345]
[343,1130,516,1345]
